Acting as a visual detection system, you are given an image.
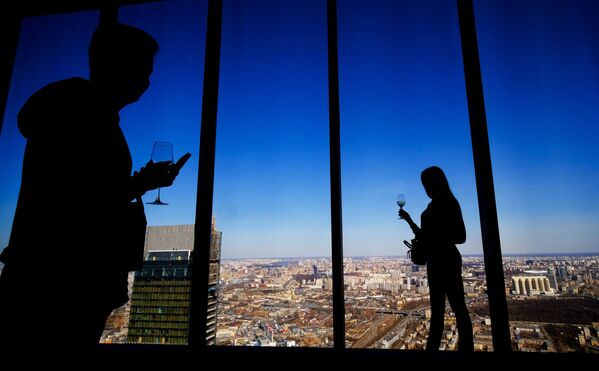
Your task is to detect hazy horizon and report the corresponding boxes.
[218,252,599,261]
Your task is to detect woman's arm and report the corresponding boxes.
[399,209,422,238]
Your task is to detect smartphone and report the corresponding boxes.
[174,152,192,171]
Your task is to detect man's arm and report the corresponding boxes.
[127,153,191,201]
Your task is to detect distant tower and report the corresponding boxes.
[126,222,222,345]
[558,266,568,279]
[206,216,222,345]
[547,267,558,290]
[313,264,318,276]
[127,224,195,344]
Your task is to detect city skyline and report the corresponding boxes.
[218,252,599,260]
[1,0,599,260]
[215,253,598,351]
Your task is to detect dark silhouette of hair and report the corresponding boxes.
[421,166,454,201]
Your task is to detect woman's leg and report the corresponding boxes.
[446,259,474,352]
[426,266,446,351]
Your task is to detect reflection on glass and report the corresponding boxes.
[475,0,599,353]
[213,0,332,348]
[339,0,489,351]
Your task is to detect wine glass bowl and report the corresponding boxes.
[396,194,406,219]
[150,141,173,164]
[146,141,173,206]
[396,194,406,209]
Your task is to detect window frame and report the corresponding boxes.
[0,0,511,354]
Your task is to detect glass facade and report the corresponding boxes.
[125,222,221,345]
[128,250,192,345]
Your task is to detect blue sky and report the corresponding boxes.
[475,0,599,254]
[1,0,598,259]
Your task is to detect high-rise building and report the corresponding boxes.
[127,225,194,345]
[547,267,558,290]
[558,266,568,279]
[207,217,222,345]
[126,222,222,345]
[127,248,192,344]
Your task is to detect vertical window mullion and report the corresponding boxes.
[456,0,511,352]
[327,0,345,350]
[189,0,223,350]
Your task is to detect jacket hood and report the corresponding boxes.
[18,77,90,139]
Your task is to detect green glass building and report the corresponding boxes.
[127,222,222,345]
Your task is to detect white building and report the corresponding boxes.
[511,275,553,295]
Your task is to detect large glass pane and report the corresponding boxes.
[1,11,99,266]
[213,0,333,348]
[102,0,208,345]
[339,0,491,351]
[0,10,103,345]
[0,0,207,347]
[475,0,599,353]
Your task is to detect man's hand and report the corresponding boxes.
[130,153,190,199]
[137,160,179,192]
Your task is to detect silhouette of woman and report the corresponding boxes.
[399,166,473,352]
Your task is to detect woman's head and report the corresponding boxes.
[421,166,452,200]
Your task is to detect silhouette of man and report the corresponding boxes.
[0,23,180,351]
[399,166,474,352]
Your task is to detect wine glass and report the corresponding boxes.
[396,194,406,219]
[146,141,173,206]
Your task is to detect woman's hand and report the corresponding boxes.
[399,208,421,237]
[398,208,412,221]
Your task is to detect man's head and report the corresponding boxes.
[89,23,159,108]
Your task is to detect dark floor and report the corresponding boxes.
[87,345,598,368]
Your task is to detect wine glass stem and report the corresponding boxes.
[158,187,161,199]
